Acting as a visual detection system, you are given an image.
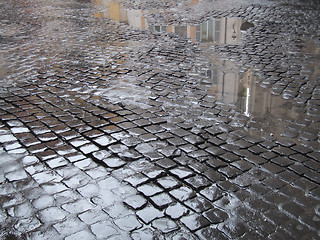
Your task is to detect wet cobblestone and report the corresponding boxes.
[1,0,320,239]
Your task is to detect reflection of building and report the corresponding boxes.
[196,18,242,44]
[204,60,240,104]
[204,62,299,119]
[244,74,298,119]
[92,0,242,44]
[150,17,242,44]
[92,0,148,29]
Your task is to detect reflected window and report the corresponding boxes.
[201,21,208,42]
[154,25,167,32]
[175,26,187,38]
[208,19,214,42]
[215,19,220,43]
[196,19,221,43]
[196,25,201,41]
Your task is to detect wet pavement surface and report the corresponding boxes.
[0,0,320,239]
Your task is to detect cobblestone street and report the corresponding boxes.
[0,0,320,239]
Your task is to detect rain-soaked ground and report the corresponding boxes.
[0,0,320,239]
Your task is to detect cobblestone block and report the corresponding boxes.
[262,176,287,189]
[65,230,96,240]
[180,213,210,232]
[205,146,226,156]
[131,228,157,240]
[123,195,147,210]
[13,216,42,233]
[184,175,211,190]
[93,135,117,147]
[114,214,142,231]
[32,195,55,210]
[142,166,165,179]
[150,192,174,209]
[90,221,118,239]
[1,0,320,238]
[137,183,163,197]
[165,202,190,219]
[218,218,247,238]
[5,169,28,182]
[78,207,110,225]
[155,158,177,169]
[158,146,181,158]
[62,199,94,214]
[304,171,320,184]
[218,166,243,179]
[38,207,68,223]
[41,182,67,194]
[124,173,149,187]
[169,166,194,179]
[169,186,196,202]
[136,205,164,224]
[184,196,213,213]
[53,218,86,236]
[31,170,62,184]
[151,218,179,233]
[271,156,295,167]
[248,216,276,237]
[74,159,98,170]
[196,226,228,240]
[157,176,181,190]
[27,227,60,240]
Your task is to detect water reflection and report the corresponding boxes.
[92,0,242,44]
[201,60,302,120]
[150,18,242,44]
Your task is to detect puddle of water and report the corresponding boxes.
[93,75,152,108]
[92,0,243,44]
[301,40,320,81]
[198,58,304,118]
[150,17,243,45]
[91,0,309,141]
[197,58,310,140]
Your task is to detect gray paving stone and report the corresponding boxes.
[27,227,60,240]
[32,195,55,210]
[157,176,181,190]
[180,213,210,232]
[152,218,179,233]
[137,183,163,197]
[169,166,194,179]
[114,214,142,231]
[53,218,86,235]
[38,207,68,223]
[123,195,147,210]
[150,192,174,209]
[184,196,213,213]
[169,186,196,201]
[65,230,96,240]
[196,226,228,240]
[5,169,28,182]
[90,220,118,239]
[165,202,190,219]
[184,175,211,190]
[62,199,94,214]
[217,217,247,238]
[14,216,42,233]
[131,228,157,240]
[200,185,224,201]
[103,203,134,219]
[1,0,320,239]
[136,206,164,224]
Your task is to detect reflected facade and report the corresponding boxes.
[92,0,242,44]
[203,61,301,119]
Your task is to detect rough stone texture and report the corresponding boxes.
[0,0,320,239]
